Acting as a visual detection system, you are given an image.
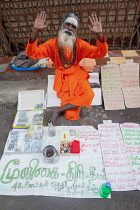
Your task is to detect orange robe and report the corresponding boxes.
[26,37,108,120]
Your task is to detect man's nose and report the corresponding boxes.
[68,24,73,31]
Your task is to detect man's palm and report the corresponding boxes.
[88,14,102,34]
[91,22,102,34]
[34,11,48,30]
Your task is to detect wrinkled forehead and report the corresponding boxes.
[64,17,78,27]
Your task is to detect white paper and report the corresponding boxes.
[90,72,102,105]
[102,87,125,110]
[120,62,139,88]
[46,74,102,107]
[79,127,102,163]
[0,126,107,198]
[101,64,125,110]
[17,89,45,110]
[101,64,121,88]
[98,121,137,191]
[101,60,140,110]
[122,87,140,108]
[120,123,140,190]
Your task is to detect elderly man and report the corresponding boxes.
[26,11,108,124]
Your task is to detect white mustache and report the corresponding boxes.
[63,29,74,36]
[58,28,76,50]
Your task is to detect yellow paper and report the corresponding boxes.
[110,57,126,64]
[121,50,138,57]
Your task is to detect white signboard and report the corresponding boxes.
[0,126,106,198]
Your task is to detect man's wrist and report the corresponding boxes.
[29,27,40,44]
[32,27,40,32]
[95,31,103,35]
[95,32,104,43]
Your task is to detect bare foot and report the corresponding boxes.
[89,83,101,88]
[50,108,60,125]
[50,103,79,125]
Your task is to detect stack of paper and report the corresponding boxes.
[101,60,140,110]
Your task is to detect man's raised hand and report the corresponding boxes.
[34,11,49,30]
[88,14,102,34]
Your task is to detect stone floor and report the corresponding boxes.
[0,50,140,210]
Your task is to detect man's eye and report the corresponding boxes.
[66,23,70,26]
[72,25,76,30]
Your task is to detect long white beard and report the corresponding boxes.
[58,29,76,52]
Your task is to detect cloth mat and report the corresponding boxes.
[46,73,102,107]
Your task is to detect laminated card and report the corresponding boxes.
[4,125,43,153]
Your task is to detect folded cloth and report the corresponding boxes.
[70,140,80,154]
[14,51,40,68]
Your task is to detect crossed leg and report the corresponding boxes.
[50,83,100,125]
[50,103,79,125]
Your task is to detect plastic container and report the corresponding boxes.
[100,182,112,198]
[43,145,59,163]
[48,119,56,137]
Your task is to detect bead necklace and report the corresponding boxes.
[58,43,76,69]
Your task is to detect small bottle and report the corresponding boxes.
[48,119,56,137]
[100,182,112,198]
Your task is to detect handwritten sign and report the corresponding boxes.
[98,121,137,191]
[80,128,103,163]
[122,87,140,108]
[0,154,104,197]
[120,60,140,109]
[102,87,125,110]
[101,64,125,110]
[120,62,139,88]
[120,123,140,189]
[101,64,121,88]
[101,60,140,110]
[0,126,106,198]
[80,127,99,141]
[0,154,107,197]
